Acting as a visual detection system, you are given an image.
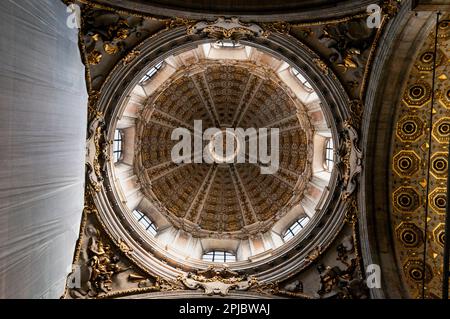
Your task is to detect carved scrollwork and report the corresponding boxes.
[128,274,180,291]
[178,266,258,296]
[305,246,323,264]
[381,0,401,20]
[65,193,183,299]
[81,8,144,65]
[166,17,196,30]
[69,233,131,298]
[123,49,141,66]
[336,124,362,201]
[344,196,358,224]
[87,90,101,119]
[87,238,131,294]
[313,58,330,75]
[177,266,314,298]
[86,113,109,192]
[347,99,363,131]
[260,22,291,36]
[318,18,375,73]
[78,4,169,91]
[187,17,266,40]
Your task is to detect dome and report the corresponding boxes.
[111,42,333,265]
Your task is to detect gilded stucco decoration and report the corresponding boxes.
[178,267,259,296]
[336,124,363,201]
[187,17,266,40]
[316,234,368,299]
[288,0,400,104]
[86,113,108,192]
[391,16,450,298]
[64,191,183,299]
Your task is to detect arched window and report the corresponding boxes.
[283,216,310,242]
[291,68,313,91]
[214,40,242,49]
[325,138,334,171]
[113,129,123,163]
[202,250,236,263]
[139,61,164,84]
[132,209,157,236]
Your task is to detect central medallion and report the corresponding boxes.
[207,129,240,164]
[133,48,316,238]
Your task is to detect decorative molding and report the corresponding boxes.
[134,59,314,238]
[178,266,258,296]
[65,191,183,299]
[187,17,266,40]
[123,49,141,65]
[337,124,363,201]
[86,113,108,193]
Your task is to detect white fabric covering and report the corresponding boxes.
[0,0,87,298]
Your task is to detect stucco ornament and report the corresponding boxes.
[337,124,363,201]
[187,17,266,39]
[179,266,257,296]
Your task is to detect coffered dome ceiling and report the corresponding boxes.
[111,42,332,257]
[135,59,313,238]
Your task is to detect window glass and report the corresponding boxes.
[325,138,334,171]
[132,209,157,236]
[214,40,242,48]
[202,251,237,263]
[283,216,311,241]
[139,61,164,84]
[113,129,122,163]
[292,68,313,91]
